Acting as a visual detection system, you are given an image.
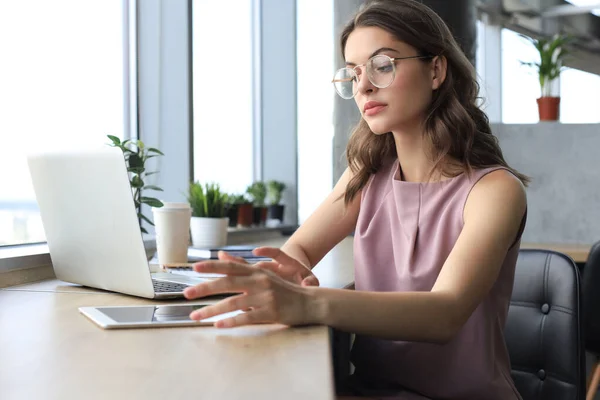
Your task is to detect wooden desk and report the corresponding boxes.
[520,242,591,264]
[0,237,355,400]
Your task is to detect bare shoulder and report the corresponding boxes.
[465,168,527,224]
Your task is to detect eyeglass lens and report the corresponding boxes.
[332,55,395,99]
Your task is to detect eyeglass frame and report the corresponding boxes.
[332,54,434,99]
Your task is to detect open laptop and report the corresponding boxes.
[27,146,210,299]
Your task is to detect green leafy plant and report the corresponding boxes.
[187,182,228,218]
[246,181,267,206]
[227,193,250,205]
[107,135,164,234]
[520,33,572,97]
[267,180,286,205]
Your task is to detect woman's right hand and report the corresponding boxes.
[252,247,320,287]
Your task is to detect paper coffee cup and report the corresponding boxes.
[152,202,192,265]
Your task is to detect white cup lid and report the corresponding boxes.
[152,202,191,211]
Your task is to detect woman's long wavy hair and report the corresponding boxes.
[341,0,529,206]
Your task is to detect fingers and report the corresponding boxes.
[189,292,272,327]
[218,251,248,264]
[253,247,299,266]
[301,275,320,287]
[183,275,256,299]
[193,260,253,276]
[190,292,259,320]
[253,260,281,274]
[215,309,271,328]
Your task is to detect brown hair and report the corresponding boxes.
[341,0,528,206]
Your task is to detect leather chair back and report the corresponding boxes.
[505,249,585,400]
[582,241,600,355]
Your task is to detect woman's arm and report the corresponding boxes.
[279,167,361,269]
[307,170,527,343]
[186,170,526,343]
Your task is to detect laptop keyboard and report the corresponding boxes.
[152,279,189,293]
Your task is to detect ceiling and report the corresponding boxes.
[477,0,600,73]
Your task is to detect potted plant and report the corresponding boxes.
[520,33,571,121]
[246,181,267,226]
[225,193,245,228]
[107,135,164,234]
[267,180,286,224]
[187,182,229,248]
[235,194,254,228]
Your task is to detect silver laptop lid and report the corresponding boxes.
[27,146,155,298]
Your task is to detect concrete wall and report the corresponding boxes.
[332,0,363,185]
[493,123,600,245]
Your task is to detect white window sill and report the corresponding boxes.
[0,225,297,274]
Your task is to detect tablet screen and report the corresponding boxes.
[90,304,242,325]
[96,305,204,323]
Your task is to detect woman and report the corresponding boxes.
[184,1,528,398]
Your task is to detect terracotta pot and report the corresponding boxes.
[236,203,253,227]
[537,97,560,121]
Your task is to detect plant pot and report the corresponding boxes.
[252,206,262,226]
[252,206,268,227]
[226,204,239,228]
[537,97,560,121]
[190,216,228,248]
[260,206,268,226]
[267,204,285,223]
[237,203,253,227]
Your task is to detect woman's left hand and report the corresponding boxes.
[183,259,320,328]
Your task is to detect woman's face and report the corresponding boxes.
[344,26,442,135]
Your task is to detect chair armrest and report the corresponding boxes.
[329,327,352,392]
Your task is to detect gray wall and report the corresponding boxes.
[332,0,363,184]
[494,123,600,245]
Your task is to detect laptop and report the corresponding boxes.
[27,146,210,299]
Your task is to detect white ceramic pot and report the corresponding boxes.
[190,216,229,248]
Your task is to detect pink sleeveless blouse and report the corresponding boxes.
[350,158,524,399]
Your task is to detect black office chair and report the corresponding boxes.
[582,241,600,400]
[505,249,585,400]
[331,249,586,399]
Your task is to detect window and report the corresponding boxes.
[501,29,540,123]
[560,68,600,123]
[475,20,485,81]
[192,0,255,196]
[0,0,127,246]
[296,0,334,224]
[565,0,600,16]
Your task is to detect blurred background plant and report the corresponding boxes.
[187,182,228,218]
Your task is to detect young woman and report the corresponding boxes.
[184,1,528,398]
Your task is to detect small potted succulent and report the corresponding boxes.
[267,180,286,224]
[187,182,229,248]
[225,193,245,228]
[235,194,254,228]
[246,181,267,226]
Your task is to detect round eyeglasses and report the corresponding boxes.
[332,54,432,99]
